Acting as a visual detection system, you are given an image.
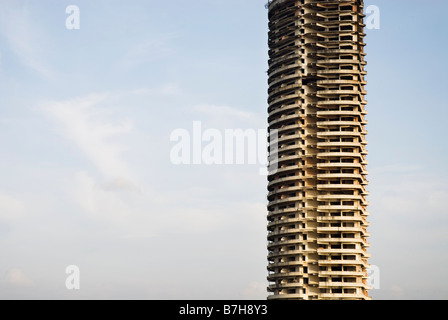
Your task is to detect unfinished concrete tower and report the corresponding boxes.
[266,0,370,300]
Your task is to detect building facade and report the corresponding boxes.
[266,0,371,300]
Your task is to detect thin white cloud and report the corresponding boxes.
[40,92,256,238]
[390,285,404,299]
[369,170,448,299]
[0,194,25,222]
[4,268,33,287]
[72,170,139,225]
[242,281,267,300]
[190,104,266,138]
[120,34,176,69]
[371,172,448,219]
[193,104,254,120]
[374,164,422,174]
[99,177,141,192]
[70,169,233,236]
[0,4,54,78]
[130,83,181,96]
[41,93,134,182]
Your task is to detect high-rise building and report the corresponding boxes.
[266,0,371,300]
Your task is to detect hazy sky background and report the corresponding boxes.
[0,0,447,299]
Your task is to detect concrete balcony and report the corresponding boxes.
[316,173,363,179]
[317,194,366,201]
[276,133,302,144]
[316,79,360,85]
[317,48,361,55]
[269,46,298,60]
[269,113,301,127]
[317,206,369,217]
[318,259,365,266]
[317,69,365,76]
[268,63,301,78]
[317,226,364,233]
[269,153,301,166]
[267,272,303,280]
[268,23,296,37]
[319,293,369,300]
[317,184,363,190]
[316,152,363,159]
[317,215,364,222]
[272,165,302,176]
[270,39,301,55]
[316,99,366,107]
[316,110,364,117]
[268,73,301,88]
[269,38,298,51]
[316,163,363,171]
[303,31,327,39]
[269,31,300,47]
[270,163,302,174]
[268,103,300,118]
[316,90,362,97]
[268,293,307,300]
[268,217,304,228]
[316,120,363,128]
[268,227,302,238]
[319,281,365,288]
[296,225,316,233]
[268,239,303,249]
[267,196,302,208]
[268,13,295,27]
[274,123,304,134]
[360,188,369,196]
[274,144,303,155]
[269,53,301,70]
[317,238,365,244]
[268,175,301,187]
[267,205,300,214]
[268,186,303,199]
[317,130,363,137]
[267,260,303,268]
[269,94,301,108]
[317,204,364,212]
[319,271,365,278]
[316,59,361,65]
[267,211,303,222]
[269,84,301,99]
[317,248,366,255]
[362,252,371,259]
[268,249,304,259]
[302,173,319,180]
[268,282,305,291]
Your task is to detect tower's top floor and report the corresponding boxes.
[266,0,364,11]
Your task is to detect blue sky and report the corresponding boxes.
[0,0,447,299]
